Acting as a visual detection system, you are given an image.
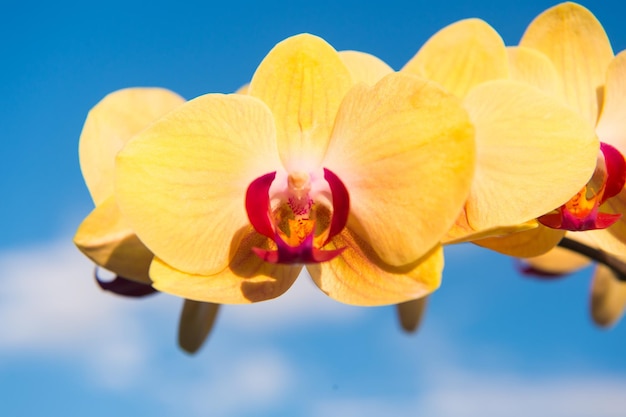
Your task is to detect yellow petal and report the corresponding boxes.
[444,214,538,244]
[248,34,353,172]
[150,228,302,304]
[519,2,613,124]
[524,242,591,275]
[596,51,626,150]
[178,299,220,354]
[464,80,598,231]
[73,196,152,283]
[323,72,475,265]
[473,224,566,257]
[590,264,626,327]
[402,18,509,98]
[79,88,185,205]
[307,229,443,306]
[396,297,428,333]
[506,46,564,99]
[115,94,282,275]
[339,50,394,86]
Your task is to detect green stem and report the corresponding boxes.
[557,237,626,282]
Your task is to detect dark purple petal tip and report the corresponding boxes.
[94,268,157,297]
[514,260,569,280]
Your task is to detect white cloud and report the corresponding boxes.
[158,350,295,417]
[0,238,170,389]
[0,237,362,392]
[420,371,626,417]
[313,372,626,417]
[2,236,625,417]
[0,238,363,346]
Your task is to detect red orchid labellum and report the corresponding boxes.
[245,168,349,264]
[539,142,626,231]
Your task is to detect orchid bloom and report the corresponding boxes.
[396,14,600,331]
[73,88,219,353]
[500,2,626,327]
[114,34,476,306]
[538,143,625,231]
[401,17,599,248]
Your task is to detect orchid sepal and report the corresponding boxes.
[516,261,568,280]
[94,270,157,297]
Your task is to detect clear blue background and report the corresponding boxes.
[1,1,624,416]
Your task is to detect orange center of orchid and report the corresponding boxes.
[280,172,317,247]
[563,164,606,219]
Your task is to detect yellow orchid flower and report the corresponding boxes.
[114,33,476,306]
[73,88,219,353]
[402,17,599,245]
[507,2,626,327]
[397,13,600,331]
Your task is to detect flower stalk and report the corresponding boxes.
[557,237,626,282]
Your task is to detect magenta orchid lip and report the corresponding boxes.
[245,168,350,264]
[539,142,626,231]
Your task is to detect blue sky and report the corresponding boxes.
[1,1,625,416]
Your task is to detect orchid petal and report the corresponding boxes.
[444,215,538,244]
[520,2,613,125]
[150,228,302,304]
[339,50,394,86]
[95,273,156,297]
[403,18,509,98]
[323,167,350,243]
[323,72,474,265]
[307,229,443,306]
[587,147,626,252]
[590,264,626,327]
[245,172,277,240]
[596,51,626,151]
[517,262,568,280]
[248,34,353,172]
[506,46,563,99]
[74,196,152,283]
[600,142,626,202]
[396,297,428,333]
[178,300,220,354]
[540,210,621,231]
[473,225,565,258]
[115,94,282,275]
[79,88,185,205]
[463,80,598,231]
[523,242,591,275]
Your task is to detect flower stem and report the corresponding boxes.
[557,237,626,282]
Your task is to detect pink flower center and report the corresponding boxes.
[245,168,349,264]
[539,142,626,231]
